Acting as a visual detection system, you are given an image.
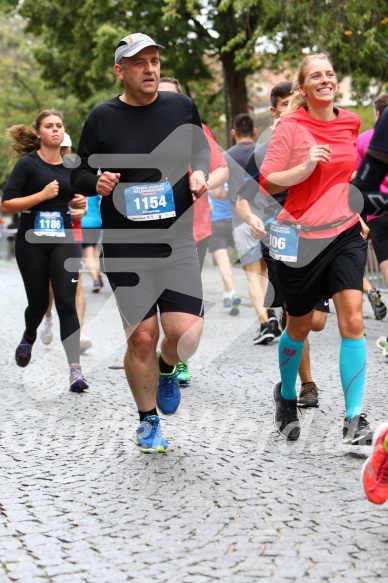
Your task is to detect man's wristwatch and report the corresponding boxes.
[203,171,209,183]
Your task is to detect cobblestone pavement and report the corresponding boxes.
[1,256,388,583]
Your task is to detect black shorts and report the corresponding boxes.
[277,222,367,317]
[101,241,203,327]
[81,228,102,248]
[208,219,235,253]
[261,240,284,308]
[367,216,388,264]
[261,241,330,313]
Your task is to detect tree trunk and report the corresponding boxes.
[222,53,249,117]
[221,52,249,148]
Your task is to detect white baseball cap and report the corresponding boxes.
[61,132,72,147]
[114,33,164,64]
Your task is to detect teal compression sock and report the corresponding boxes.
[340,337,366,419]
[278,331,305,400]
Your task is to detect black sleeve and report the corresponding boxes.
[71,113,100,197]
[351,110,388,214]
[2,157,30,201]
[368,108,388,163]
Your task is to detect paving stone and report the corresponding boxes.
[1,259,388,582]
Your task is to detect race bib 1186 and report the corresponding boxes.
[34,211,65,237]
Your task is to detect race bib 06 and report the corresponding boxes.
[269,221,299,262]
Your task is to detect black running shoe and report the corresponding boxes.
[272,382,300,441]
[343,413,373,445]
[253,323,275,345]
[367,288,387,320]
[267,309,281,337]
[69,364,89,393]
[298,382,319,407]
[15,335,34,368]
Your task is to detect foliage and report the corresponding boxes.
[0,0,386,172]
[0,13,95,188]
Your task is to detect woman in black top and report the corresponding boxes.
[2,109,88,393]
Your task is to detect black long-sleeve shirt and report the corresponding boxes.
[71,93,210,239]
[3,151,74,234]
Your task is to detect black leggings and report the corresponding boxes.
[15,232,81,364]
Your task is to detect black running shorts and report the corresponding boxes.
[101,241,203,327]
[208,219,235,253]
[276,222,367,317]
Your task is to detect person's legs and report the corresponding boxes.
[124,316,160,412]
[333,289,365,415]
[298,307,328,406]
[242,259,269,321]
[212,247,235,294]
[159,311,203,364]
[242,259,275,345]
[280,311,314,398]
[14,236,51,367]
[363,273,386,320]
[48,243,88,392]
[123,316,169,454]
[15,237,51,337]
[40,283,55,345]
[333,288,372,444]
[379,259,388,287]
[83,244,101,291]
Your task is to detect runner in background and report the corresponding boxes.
[2,111,88,392]
[354,107,388,503]
[356,94,388,351]
[158,76,229,387]
[39,132,92,354]
[208,184,242,316]
[222,113,277,345]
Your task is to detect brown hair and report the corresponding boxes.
[159,77,182,93]
[374,93,388,116]
[4,109,64,160]
[233,113,254,138]
[287,54,334,113]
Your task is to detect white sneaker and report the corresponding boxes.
[40,315,53,345]
[80,333,92,354]
[376,335,388,357]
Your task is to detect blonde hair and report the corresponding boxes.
[4,109,64,160]
[287,53,334,113]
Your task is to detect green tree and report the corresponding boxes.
[0,12,93,187]
[1,0,387,145]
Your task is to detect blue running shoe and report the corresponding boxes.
[69,364,89,393]
[136,415,168,453]
[176,360,191,388]
[157,368,181,415]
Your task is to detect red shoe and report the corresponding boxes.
[361,423,388,504]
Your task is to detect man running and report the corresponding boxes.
[71,33,210,452]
